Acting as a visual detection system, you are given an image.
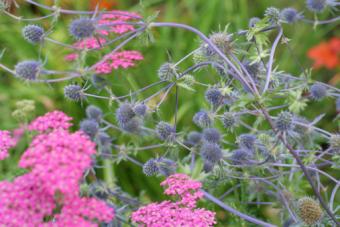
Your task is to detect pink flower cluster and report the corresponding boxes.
[28,110,72,133]
[0,111,114,226]
[94,50,144,74]
[0,130,15,160]
[131,174,216,227]
[64,11,143,75]
[97,10,141,35]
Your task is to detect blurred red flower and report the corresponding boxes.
[90,0,118,10]
[307,37,340,69]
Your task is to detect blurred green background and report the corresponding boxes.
[0,0,339,225]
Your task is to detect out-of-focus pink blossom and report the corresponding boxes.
[97,10,141,35]
[0,130,15,160]
[132,173,216,227]
[94,50,143,74]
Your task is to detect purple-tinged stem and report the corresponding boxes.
[263,27,283,94]
[202,190,277,227]
[150,22,258,96]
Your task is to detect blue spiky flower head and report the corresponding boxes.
[86,105,103,122]
[80,119,99,139]
[193,110,212,128]
[69,18,95,39]
[248,17,260,28]
[116,103,135,125]
[238,134,257,150]
[15,60,41,81]
[143,159,159,176]
[200,142,222,163]
[22,25,44,44]
[156,121,176,141]
[133,103,147,117]
[205,87,223,107]
[186,131,202,146]
[64,84,85,102]
[280,8,303,24]
[275,111,294,132]
[310,83,327,100]
[156,157,177,176]
[306,0,336,12]
[157,62,178,81]
[265,7,281,24]
[202,128,221,144]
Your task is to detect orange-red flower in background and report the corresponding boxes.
[90,0,118,10]
[307,37,340,69]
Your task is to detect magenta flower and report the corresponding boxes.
[97,10,141,35]
[28,110,73,133]
[132,173,216,227]
[94,50,144,74]
[0,111,115,226]
[0,130,15,160]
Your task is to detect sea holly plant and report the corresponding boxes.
[0,0,340,226]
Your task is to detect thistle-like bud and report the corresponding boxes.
[193,110,212,128]
[156,121,176,141]
[275,111,294,132]
[238,134,257,150]
[205,87,223,107]
[15,61,41,81]
[80,119,99,139]
[156,157,177,176]
[310,83,327,100]
[248,17,260,28]
[186,131,202,146]
[297,197,323,225]
[265,7,281,24]
[86,105,103,122]
[143,159,159,176]
[157,62,178,81]
[22,25,44,44]
[133,103,147,117]
[306,0,329,12]
[64,84,85,102]
[222,112,238,129]
[203,32,233,58]
[116,103,135,125]
[200,142,222,163]
[120,118,142,133]
[280,8,303,24]
[69,18,95,39]
[202,128,221,144]
[230,149,252,165]
[203,160,215,173]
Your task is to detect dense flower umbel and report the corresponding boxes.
[132,174,216,226]
[28,110,73,132]
[0,130,15,160]
[94,51,143,74]
[0,112,115,226]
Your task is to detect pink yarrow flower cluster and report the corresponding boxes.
[64,11,143,75]
[0,130,15,160]
[94,50,143,74]
[28,110,72,133]
[0,111,114,226]
[132,173,216,227]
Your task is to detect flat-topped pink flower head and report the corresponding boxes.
[28,110,73,133]
[132,174,216,227]
[94,50,143,74]
[19,129,96,196]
